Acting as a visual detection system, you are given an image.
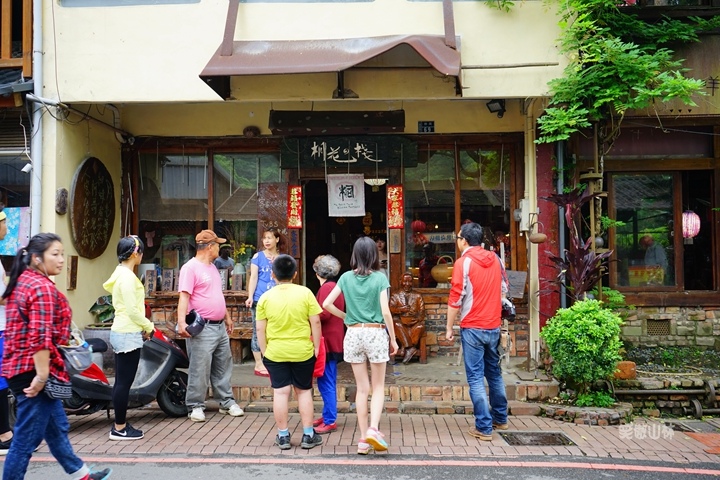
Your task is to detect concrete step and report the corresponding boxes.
[228,355,559,414]
[231,380,559,405]
[241,399,543,416]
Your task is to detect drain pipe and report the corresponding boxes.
[556,141,567,309]
[29,0,43,236]
[105,104,129,144]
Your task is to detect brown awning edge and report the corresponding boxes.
[200,34,461,99]
[200,0,461,99]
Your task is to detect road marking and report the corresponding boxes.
[28,455,720,475]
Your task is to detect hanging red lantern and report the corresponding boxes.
[411,220,426,233]
[682,210,700,239]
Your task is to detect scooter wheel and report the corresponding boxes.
[157,370,188,417]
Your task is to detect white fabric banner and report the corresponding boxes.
[327,174,365,217]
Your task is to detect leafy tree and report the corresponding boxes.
[536,0,720,154]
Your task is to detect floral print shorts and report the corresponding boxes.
[343,327,389,364]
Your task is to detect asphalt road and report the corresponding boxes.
[17,455,720,480]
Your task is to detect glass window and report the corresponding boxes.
[459,148,512,265]
[138,153,210,272]
[405,149,456,287]
[404,147,512,287]
[610,171,714,291]
[135,150,280,286]
[139,153,209,221]
[0,156,31,208]
[212,153,280,268]
[612,173,675,287]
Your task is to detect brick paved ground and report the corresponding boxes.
[44,404,720,464]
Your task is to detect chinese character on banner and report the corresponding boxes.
[386,185,404,229]
[327,174,366,217]
[287,185,303,229]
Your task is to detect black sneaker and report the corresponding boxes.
[274,434,291,450]
[300,432,323,449]
[88,468,113,480]
[109,423,144,441]
[0,438,11,455]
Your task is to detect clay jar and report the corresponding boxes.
[430,255,454,284]
[614,360,637,380]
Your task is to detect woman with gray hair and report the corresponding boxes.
[311,255,345,434]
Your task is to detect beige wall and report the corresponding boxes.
[45,0,562,103]
[120,99,524,136]
[41,109,123,327]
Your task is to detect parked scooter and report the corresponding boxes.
[64,329,189,417]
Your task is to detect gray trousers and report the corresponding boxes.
[185,323,237,410]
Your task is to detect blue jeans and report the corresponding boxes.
[249,305,260,353]
[461,327,508,435]
[3,390,89,480]
[316,358,338,424]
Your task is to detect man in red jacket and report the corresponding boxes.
[445,222,508,441]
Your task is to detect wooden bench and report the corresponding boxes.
[393,332,428,364]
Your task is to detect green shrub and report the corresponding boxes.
[575,392,615,408]
[540,299,623,394]
[589,286,634,313]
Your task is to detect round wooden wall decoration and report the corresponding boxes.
[70,157,115,259]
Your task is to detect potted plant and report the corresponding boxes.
[88,295,115,326]
[85,295,115,373]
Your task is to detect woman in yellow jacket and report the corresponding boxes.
[103,236,154,441]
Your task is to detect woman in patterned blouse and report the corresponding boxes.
[1,233,112,480]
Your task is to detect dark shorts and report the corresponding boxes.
[263,356,315,390]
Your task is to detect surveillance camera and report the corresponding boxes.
[21,163,32,173]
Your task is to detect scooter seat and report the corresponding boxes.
[86,337,108,353]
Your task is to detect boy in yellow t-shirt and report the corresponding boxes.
[256,254,323,450]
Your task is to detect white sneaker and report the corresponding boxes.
[219,404,244,417]
[189,407,206,422]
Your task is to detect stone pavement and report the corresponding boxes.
[45,404,720,464]
[10,355,719,470]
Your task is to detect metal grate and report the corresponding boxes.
[666,421,720,433]
[500,432,575,446]
[647,319,671,336]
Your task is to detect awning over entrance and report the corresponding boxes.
[200,35,461,99]
[199,0,461,100]
[201,35,460,77]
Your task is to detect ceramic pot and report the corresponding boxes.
[614,360,637,380]
[431,255,454,283]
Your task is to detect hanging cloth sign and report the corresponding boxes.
[386,185,404,229]
[287,185,303,229]
[327,174,365,217]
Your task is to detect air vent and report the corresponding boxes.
[647,319,671,336]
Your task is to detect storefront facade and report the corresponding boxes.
[17,0,719,354]
[27,0,564,355]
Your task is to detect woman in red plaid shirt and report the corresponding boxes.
[1,233,111,480]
